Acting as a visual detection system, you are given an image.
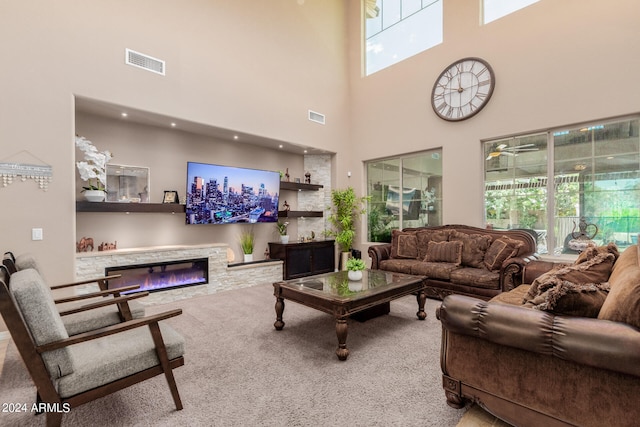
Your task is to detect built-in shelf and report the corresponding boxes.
[279,181,323,191]
[76,201,185,213]
[278,210,323,218]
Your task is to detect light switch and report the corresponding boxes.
[32,228,43,241]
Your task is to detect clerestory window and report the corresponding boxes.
[364,0,443,76]
[482,0,540,24]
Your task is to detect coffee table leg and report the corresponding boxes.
[274,297,285,330]
[416,290,427,320]
[335,318,349,361]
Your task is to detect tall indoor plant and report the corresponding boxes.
[326,187,369,269]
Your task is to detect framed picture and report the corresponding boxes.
[106,164,150,203]
[294,178,301,183]
[163,190,179,204]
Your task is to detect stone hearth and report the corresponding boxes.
[75,244,283,305]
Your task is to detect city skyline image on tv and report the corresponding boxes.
[186,162,280,224]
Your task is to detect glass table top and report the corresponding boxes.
[280,269,422,299]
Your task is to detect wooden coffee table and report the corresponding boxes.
[273,269,427,361]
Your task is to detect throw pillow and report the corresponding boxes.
[424,241,463,265]
[416,229,450,260]
[523,276,610,317]
[390,230,418,259]
[574,242,620,264]
[598,245,640,329]
[484,236,524,271]
[449,231,492,269]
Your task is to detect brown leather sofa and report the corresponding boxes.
[368,225,538,300]
[437,244,640,427]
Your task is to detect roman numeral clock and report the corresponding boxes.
[431,57,495,121]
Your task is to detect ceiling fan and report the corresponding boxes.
[486,143,538,160]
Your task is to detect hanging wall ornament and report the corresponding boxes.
[0,151,53,191]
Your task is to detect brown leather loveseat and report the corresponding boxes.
[437,243,640,426]
[368,225,538,300]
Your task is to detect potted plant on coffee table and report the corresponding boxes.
[326,187,369,270]
[346,257,366,281]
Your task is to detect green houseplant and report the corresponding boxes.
[275,221,289,243]
[239,229,255,262]
[326,187,369,269]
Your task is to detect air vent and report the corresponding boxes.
[308,110,326,125]
[125,48,165,75]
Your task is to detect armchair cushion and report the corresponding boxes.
[57,323,185,398]
[61,303,147,336]
[10,268,75,378]
[598,245,640,329]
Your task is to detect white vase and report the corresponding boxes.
[84,190,106,202]
[243,253,253,263]
[280,235,289,244]
[348,270,363,281]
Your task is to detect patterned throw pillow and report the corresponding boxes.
[424,241,463,265]
[449,231,493,269]
[416,229,451,260]
[390,230,418,259]
[484,236,524,271]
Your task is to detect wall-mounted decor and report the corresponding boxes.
[0,150,53,191]
[106,164,150,202]
[163,190,179,204]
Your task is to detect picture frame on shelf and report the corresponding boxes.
[294,178,301,183]
[163,190,179,204]
[106,164,150,203]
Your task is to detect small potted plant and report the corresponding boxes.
[239,229,255,262]
[276,221,289,244]
[346,257,366,281]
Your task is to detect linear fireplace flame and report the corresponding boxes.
[105,258,208,294]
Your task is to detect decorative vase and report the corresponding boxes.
[243,253,253,263]
[280,235,289,244]
[348,270,363,281]
[84,190,106,202]
[348,280,363,292]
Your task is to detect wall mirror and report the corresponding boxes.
[106,164,150,202]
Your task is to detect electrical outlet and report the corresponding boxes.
[31,228,43,241]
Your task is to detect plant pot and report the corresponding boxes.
[348,270,363,281]
[280,235,289,244]
[348,280,363,292]
[84,190,106,202]
[340,251,350,271]
[243,253,253,263]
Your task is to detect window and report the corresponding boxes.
[364,0,443,76]
[482,0,539,24]
[484,118,640,255]
[367,150,442,242]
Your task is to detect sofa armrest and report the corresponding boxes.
[368,244,392,270]
[437,294,640,378]
[499,256,536,292]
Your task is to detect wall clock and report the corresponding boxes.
[431,57,495,122]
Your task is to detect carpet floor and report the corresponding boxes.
[0,283,470,426]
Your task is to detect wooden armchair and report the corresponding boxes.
[0,266,185,426]
[3,252,146,335]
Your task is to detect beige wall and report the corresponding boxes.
[345,0,640,254]
[0,0,348,283]
[2,0,639,283]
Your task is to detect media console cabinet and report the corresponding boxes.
[269,240,335,280]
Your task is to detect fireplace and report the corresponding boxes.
[105,258,208,294]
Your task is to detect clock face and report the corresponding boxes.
[431,57,495,121]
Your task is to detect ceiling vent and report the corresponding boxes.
[125,48,165,75]
[308,110,326,125]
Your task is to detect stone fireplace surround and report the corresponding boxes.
[75,244,283,305]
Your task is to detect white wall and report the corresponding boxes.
[345,0,640,255]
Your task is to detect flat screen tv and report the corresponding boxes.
[185,162,280,224]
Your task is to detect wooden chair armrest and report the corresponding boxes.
[53,285,141,304]
[36,309,183,352]
[58,292,149,316]
[50,274,122,290]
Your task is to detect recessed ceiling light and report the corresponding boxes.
[234,135,239,140]
[171,122,177,127]
[121,112,128,118]
[303,150,308,154]
[279,144,283,149]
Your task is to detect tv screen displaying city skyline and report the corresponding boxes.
[185,162,280,224]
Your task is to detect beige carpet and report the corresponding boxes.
[0,283,506,426]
